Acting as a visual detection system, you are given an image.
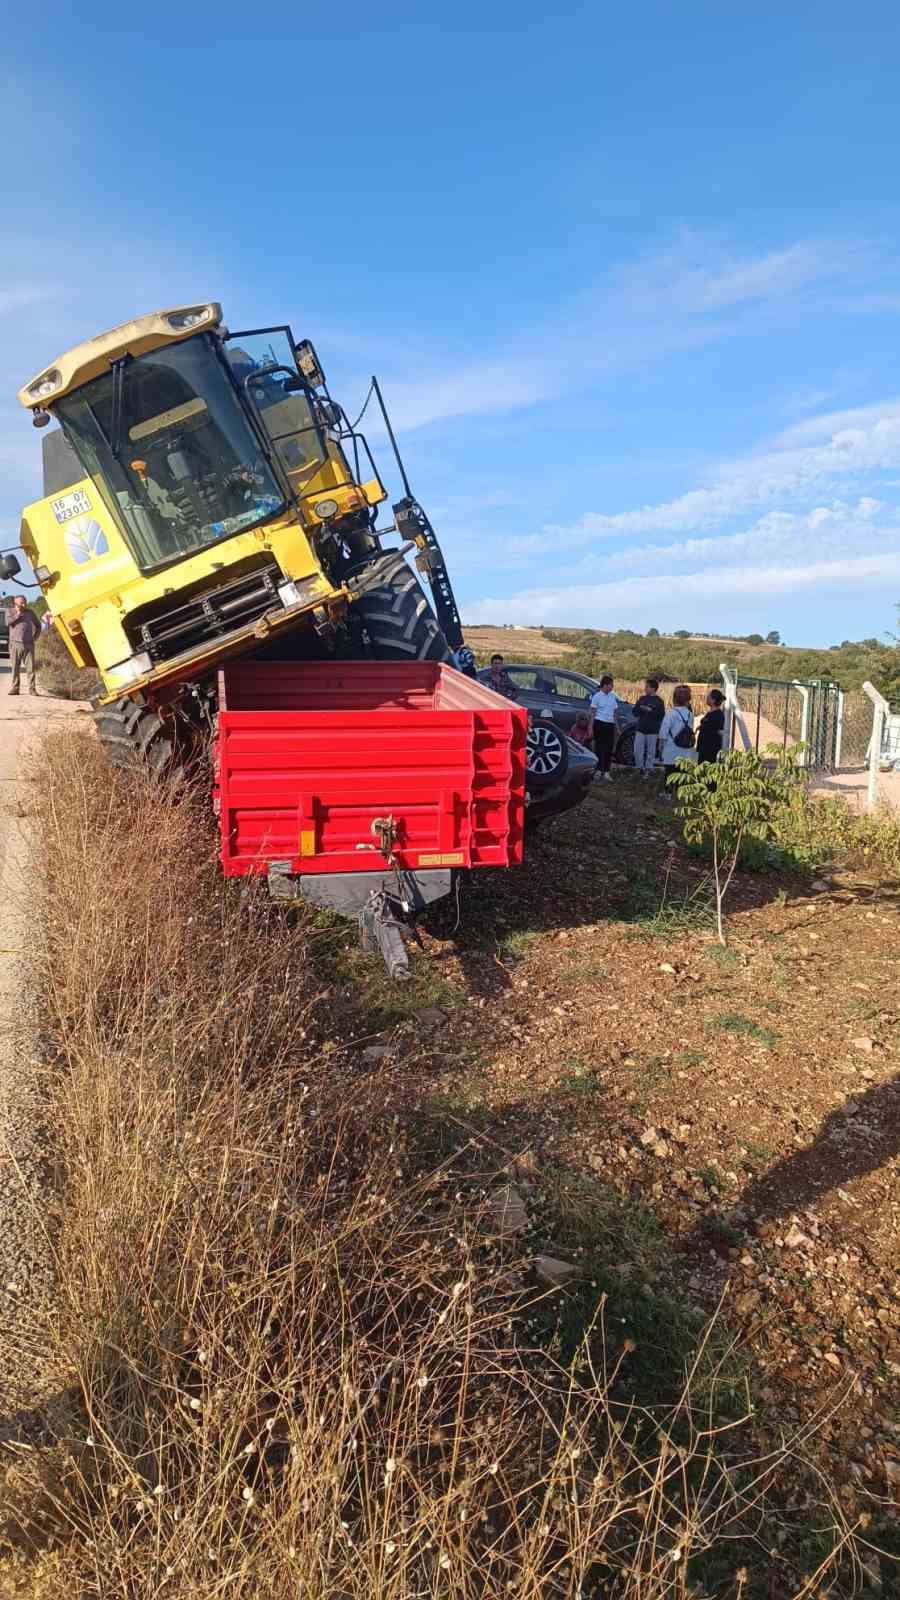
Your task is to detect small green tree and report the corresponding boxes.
[669,750,798,945]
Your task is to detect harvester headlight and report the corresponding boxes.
[106,651,153,687]
[166,306,214,332]
[278,576,323,609]
[27,369,62,401]
[34,565,52,584]
[313,498,339,520]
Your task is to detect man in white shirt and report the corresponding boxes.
[587,674,618,782]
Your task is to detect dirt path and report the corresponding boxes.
[735,707,900,810]
[0,665,89,1439]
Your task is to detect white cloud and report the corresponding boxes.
[465,550,900,629]
[368,232,869,437]
[0,284,59,320]
[773,398,900,447]
[516,400,900,557]
[382,359,553,433]
[558,501,900,581]
[697,243,843,309]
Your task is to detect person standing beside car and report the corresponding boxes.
[658,684,696,794]
[632,676,665,779]
[588,674,618,782]
[697,689,726,764]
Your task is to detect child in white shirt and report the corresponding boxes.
[588,675,618,781]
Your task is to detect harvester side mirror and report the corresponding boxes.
[294,340,325,388]
[0,553,21,580]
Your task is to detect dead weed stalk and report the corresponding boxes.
[0,728,865,1597]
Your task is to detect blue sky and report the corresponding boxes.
[3,1,900,646]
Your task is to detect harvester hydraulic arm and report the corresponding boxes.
[392,496,463,651]
[368,375,464,652]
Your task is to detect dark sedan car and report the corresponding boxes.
[477,664,638,766]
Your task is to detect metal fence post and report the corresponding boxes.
[862,681,889,811]
[826,684,839,764]
[792,682,810,768]
[719,663,751,751]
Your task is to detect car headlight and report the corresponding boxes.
[106,651,152,687]
[313,498,339,520]
[27,369,62,401]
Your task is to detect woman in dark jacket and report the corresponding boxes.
[697,689,726,764]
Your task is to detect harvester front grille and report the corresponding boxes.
[135,563,283,663]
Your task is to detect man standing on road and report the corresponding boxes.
[6,595,40,696]
[633,676,665,779]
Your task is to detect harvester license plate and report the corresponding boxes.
[52,489,92,524]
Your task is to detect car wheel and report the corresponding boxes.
[615,728,636,767]
[525,720,569,790]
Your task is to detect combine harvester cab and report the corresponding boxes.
[215,660,527,977]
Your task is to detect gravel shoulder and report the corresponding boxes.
[0,667,90,1439]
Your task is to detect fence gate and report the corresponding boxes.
[721,666,843,772]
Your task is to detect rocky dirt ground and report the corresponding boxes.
[322,770,899,1563]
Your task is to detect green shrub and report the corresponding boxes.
[763,787,900,874]
[670,749,798,943]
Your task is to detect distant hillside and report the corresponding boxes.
[465,624,899,699]
[463,626,576,660]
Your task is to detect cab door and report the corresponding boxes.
[225,327,328,497]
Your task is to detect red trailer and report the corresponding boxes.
[215,661,527,974]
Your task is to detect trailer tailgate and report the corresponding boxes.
[216,661,526,877]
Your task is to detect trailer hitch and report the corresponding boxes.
[371,813,398,857]
[358,888,411,981]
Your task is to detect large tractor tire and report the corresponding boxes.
[353,551,453,663]
[92,692,178,778]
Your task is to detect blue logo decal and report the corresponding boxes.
[65,517,109,565]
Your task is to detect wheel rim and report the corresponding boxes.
[526,724,564,777]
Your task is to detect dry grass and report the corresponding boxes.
[35,631,95,701]
[463,627,577,661]
[0,730,869,1597]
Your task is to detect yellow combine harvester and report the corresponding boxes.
[6,302,464,769]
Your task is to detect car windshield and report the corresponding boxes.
[54,334,286,571]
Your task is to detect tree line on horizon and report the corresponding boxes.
[535,623,900,701]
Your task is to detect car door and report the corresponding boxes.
[502,667,553,720]
[546,670,596,730]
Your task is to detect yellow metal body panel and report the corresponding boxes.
[16,299,388,704]
[18,304,222,409]
[20,469,342,697]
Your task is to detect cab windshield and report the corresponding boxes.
[54,334,287,571]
